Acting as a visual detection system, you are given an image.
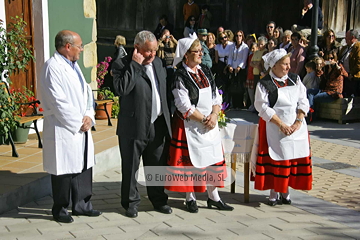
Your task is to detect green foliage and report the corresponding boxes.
[0,84,19,139]
[111,96,120,118]
[0,16,35,75]
[0,16,35,141]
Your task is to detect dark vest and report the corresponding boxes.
[172,64,216,106]
[259,72,298,108]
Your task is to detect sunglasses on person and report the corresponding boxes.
[235,35,242,37]
[327,35,335,38]
[220,37,227,40]
[328,57,335,60]
[267,26,274,28]
[190,19,195,21]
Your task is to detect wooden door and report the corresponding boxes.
[5,0,36,95]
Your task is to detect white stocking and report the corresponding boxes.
[269,189,278,201]
[281,187,290,200]
[207,185,220,202]
[186,192,196,202]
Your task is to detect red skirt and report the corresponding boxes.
[165,112,227,193]
[253,118,312,193]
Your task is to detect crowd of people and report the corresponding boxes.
[37,0,360,224]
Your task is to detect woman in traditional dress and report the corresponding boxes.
[165,33,233,213]
[253,49,312,206]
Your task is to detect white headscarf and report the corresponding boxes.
[262,49,289,70]
[173,32,198,67]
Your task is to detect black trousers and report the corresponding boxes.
[51,132,93,217]
[118,115,168,210]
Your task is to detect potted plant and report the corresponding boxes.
[0,16,35,143]
[95,56,117,120]
[9,86,43,143]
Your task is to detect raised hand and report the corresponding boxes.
[132,47,145,65]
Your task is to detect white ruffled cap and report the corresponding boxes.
[172,32,198,67]
[262,48,288,70]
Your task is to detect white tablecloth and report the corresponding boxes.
[220,118,258,163]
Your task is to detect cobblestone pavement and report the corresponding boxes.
[1,167,360,240]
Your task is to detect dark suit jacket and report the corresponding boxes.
[112,55,172,140]
[297,6,323,29]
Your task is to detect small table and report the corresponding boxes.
[220,118,258,202]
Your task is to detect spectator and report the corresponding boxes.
[183,15,197,37]
[318,29,341,59]
[206,32,216,66]
[198,5,212,30]
[273,26,283,46]
[289,32,306,76]
[307,51,347,119]
[227,30,249,109]
[216,26,225,44]
[154,15,174,40]
[183,0,200,25]
[299,36,309,49]
[225,29,234,42]
[278,30,292,52]
[113,35,127,62]
[291,0,323,38]
[214,31,233,102]
[338,29,360,97]
[267,38,278,52]
[250,36,268,89]
[197,28,212,69]
[303,60,320,89]
[245,34,257,49]
[246,42,258,112]
[265,21,276,39]
[157,29,178,67]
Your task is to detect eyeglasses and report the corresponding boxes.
[71,43,84,50]
[327,35,335,38]
[235,35,242,37]
[267,26,274,28]
[189,49,204,54]
[328,57,335,60]
[220,37,227,40]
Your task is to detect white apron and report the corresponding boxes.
[266,78,310,161]
[184,83,223,168]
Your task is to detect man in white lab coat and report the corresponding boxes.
[39,30,101,223]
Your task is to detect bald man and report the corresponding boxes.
[39,30,101,223]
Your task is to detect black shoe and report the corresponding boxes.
[186,200,198,213]
[267,199,278,206]
[53,215,74,223]
[72,209,102,217]
[154,205,172,214]
[280,196,292,205]
[207,198,234,211]
[125,208,138,218]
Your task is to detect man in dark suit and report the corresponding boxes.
[112,30,172,218]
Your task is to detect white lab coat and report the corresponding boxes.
[38,51,95,175]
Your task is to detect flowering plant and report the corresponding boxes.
[96,56,112,89]
[9,86,43,117]
[218,90,231,128]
